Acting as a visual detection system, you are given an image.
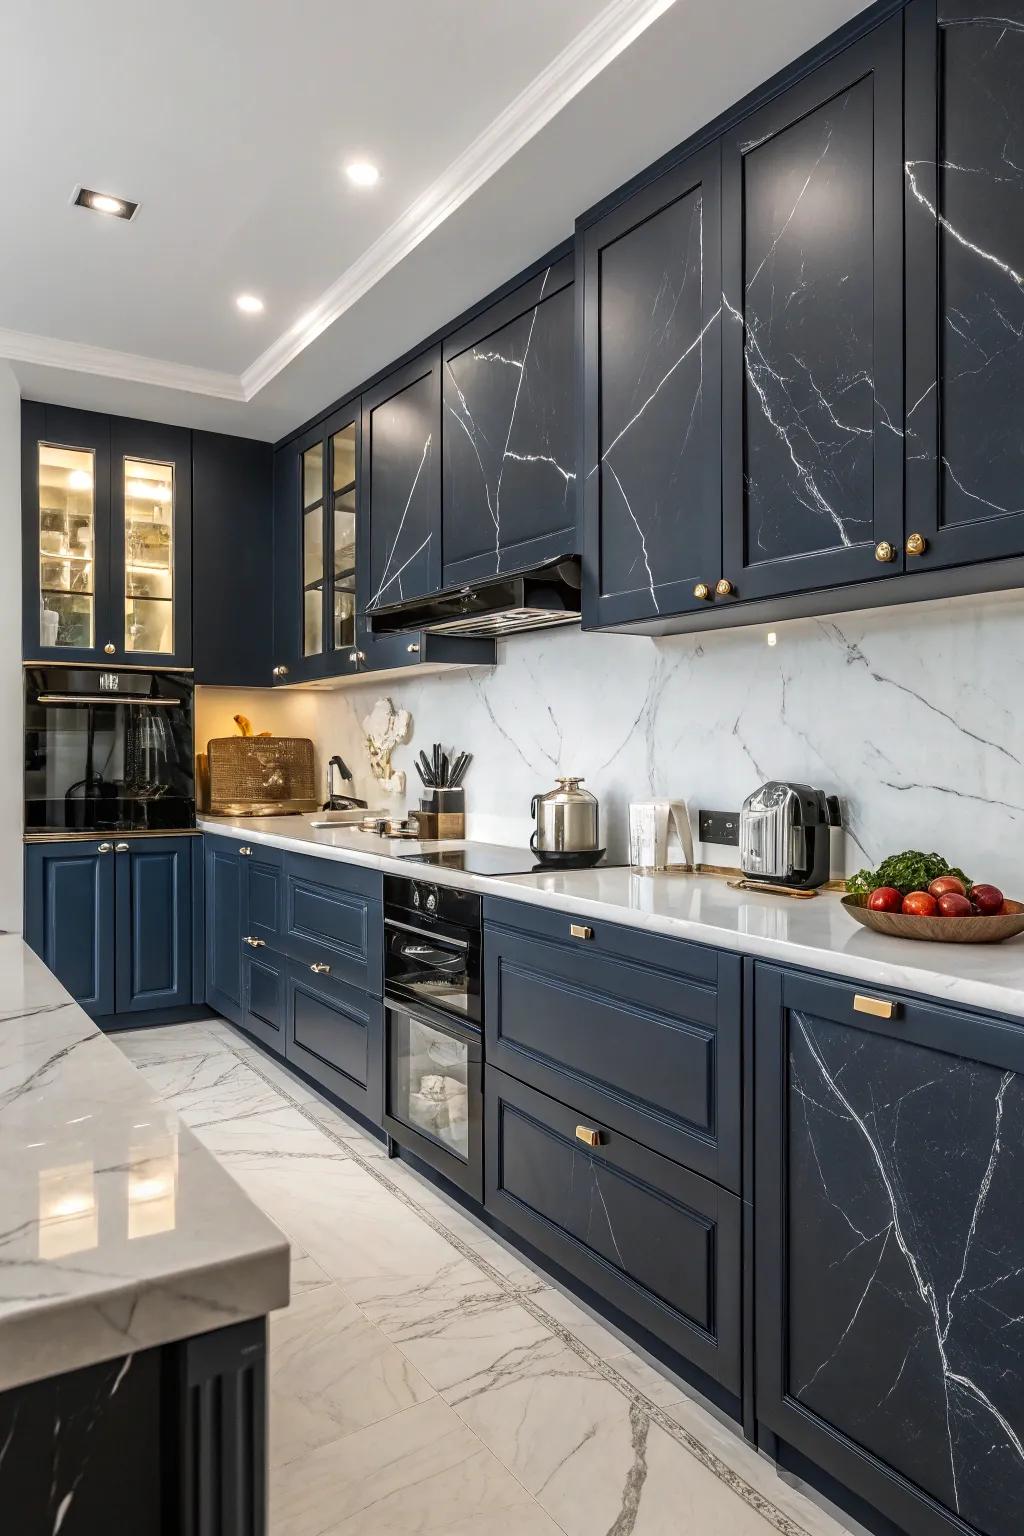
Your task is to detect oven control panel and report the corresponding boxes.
[411,882,440,914]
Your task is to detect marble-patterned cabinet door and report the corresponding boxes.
[443,255,576,587]
[755,964,1024,1536]
[905,0,1024,571]
[721,19,905,603]
[361,348,442,614]
[581,143,723,628]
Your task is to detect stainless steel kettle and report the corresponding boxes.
[530,776,600,858]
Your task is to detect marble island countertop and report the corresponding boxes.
[0,936,289,1393]
[200,814,1024,1021]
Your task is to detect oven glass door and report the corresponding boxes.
[384,917,476,1019]
[388,1007,475,1163]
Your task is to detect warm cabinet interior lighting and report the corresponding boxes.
[73,185,138,220]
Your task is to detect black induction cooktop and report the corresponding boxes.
[397,843,609,877]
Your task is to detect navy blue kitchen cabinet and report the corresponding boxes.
[26,836,197,1020]
[904,0,1024,573]
[193,430,274,686]
[204,835,288,1050]
[443,254,576,587]
[205,836,244,1025]
[285,965,383,1124]
[755,963,1024,1536]
[25,840,116,1015]
[22,403,193,667]
[580,145,723,628]
[360,349,443,616]
[720,17,904,605]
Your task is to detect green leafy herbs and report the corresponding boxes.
[846,851,971,898]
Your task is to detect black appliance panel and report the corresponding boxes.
[24,666,195,833]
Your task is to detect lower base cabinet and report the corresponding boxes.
[26,837,197,1021]
[485,1066,741,1396]
[755,964,1024,1536]
[285,965,382,1123]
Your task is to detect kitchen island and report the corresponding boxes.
[0,934,289,1534]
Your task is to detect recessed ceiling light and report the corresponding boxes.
[73,186,138,221]
[236,293,265,314]
[345,160,380,188]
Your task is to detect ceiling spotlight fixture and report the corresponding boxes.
[236,293,265,314]
[73,186,138,221]
[345,160,380,188]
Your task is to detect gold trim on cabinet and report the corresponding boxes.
[24,829,200,843]
[853,993,897,1020]
[23,661,194,673]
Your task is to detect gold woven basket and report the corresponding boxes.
[205,736,317,815]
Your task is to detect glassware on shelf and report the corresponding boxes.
[331,425,357,651]
[302,442,326,658]
[37,445,96,649]
[123,457,174,653]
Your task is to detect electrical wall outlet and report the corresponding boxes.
[698,809,740,846]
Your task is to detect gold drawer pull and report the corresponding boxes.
[576,1125,602,1148]
[569,923,593,941]
[310,962,331,975]
[853,993,897,1020]
[243,935,266,948]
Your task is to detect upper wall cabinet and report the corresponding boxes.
[442,256,576,587]
[581,147,723,627]
[361,349,442,615]
[272,400,361,684]
[192,431,273,687]
[22,404,192,667]
[720,19,904,604]
[904,0,1024,571]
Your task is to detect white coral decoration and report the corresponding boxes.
[361,697,411,796]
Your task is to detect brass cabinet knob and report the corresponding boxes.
[874,540,896,563]
[104,643,115,655]
[693,582,711,602]
[715,578,735,598]
[357,650,366,663]
[905,532,927,557]
[242,935,266,948]
[97,842,113,854]
[238,846,252,856]
[272,664,289,678]
[349,650,360,665]
[407,642,420,655]
[575,1125,602,1148]
[115,842,130,852]
[310,961,331,975]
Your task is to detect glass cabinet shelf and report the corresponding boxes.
[38,444,96,650]
[124,457,174,654]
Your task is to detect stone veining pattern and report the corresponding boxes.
[368,373,436,610]
[790,1011,1024,1536]
[443,265,575,578]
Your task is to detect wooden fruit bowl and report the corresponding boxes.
[842,894,1024,944]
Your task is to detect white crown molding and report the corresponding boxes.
[240,0,679,400]
[1,0,676,409]
[0,326,245,401]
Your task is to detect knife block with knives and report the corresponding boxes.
[414,743,470,839]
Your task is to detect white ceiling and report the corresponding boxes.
[1,0,871,441]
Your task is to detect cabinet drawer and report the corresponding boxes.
[486,1067,740,1393]
[483,899,740,1190]
[285,964,382,1124]
[242,947,286,1055]
[283,853,383,994]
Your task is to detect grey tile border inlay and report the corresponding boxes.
[216,1028,817,1536]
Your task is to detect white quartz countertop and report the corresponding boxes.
[201,815,1024,1020]
[0,936,289,1393]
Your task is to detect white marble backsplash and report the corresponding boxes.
[199,590,1024,891]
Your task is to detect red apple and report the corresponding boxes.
[971,884,1005,916]
[937,893,973,918]
[868,887,903,913]
[928,875,967,899]
[902,891,938,917]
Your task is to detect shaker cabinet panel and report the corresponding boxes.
[720,20,904,602]
[904,0,1024,570]
[755,965,1024,1536]
[581,146,723,627]
[193,431,274,687]
[443,256,576,586]
[24,841,115,1016]
[114,837,193,1014]
[204,838,244,1025]
[361,350,442,614]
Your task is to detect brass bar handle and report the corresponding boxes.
[243,936,266,948]
[310,962,331,975]
[576,1125,602,1148]
[569,923,593,941]
[115,842,130,852]
[97,842,113,854]
[853,993,897,1020]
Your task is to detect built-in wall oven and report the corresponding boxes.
[382,875,482,1200]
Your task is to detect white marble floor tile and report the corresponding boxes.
[115,1035,282,1128]
[531,1285,634,1361]
[286,1237,333,1300]
[271,1397,562,1536]
[269,1284,435,1469]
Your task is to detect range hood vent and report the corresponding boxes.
[368,558,582,639]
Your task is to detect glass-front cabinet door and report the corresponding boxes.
[23,404,192,666]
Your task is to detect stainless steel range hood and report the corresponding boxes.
[367,558,582,638]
